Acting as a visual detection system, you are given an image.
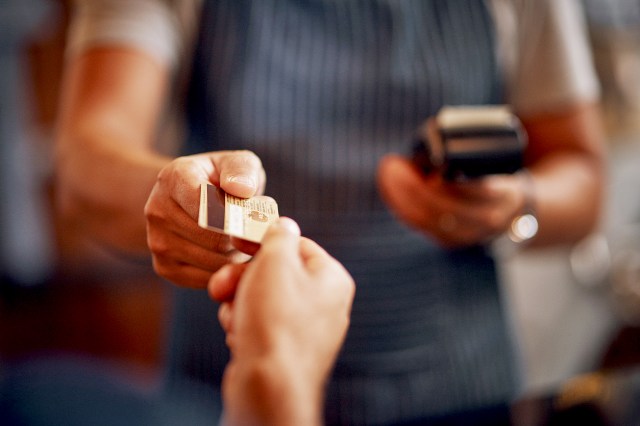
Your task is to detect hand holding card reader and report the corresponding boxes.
[412,105,527,181]
[412,105,538,244]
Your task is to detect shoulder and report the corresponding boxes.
[488,0,601,114]
[66,0,202,69]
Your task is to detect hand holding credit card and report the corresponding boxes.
[198,183,279,243]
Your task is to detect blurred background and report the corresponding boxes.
[1,0,640,423]
[0,0,169,407]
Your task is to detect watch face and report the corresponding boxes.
[509,213,538,243]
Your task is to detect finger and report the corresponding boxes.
[225,333,236,351]
[217,302,233,333]
[150,256,218,288]
[214,151,266,198]
[147,226,247,272]
[155,155,216,219]
[230,218,300,255]
[230,237,261,256]
[379,155,503,230]
[445,175,513,202]
[257,218,302,255]
[159,229,238,268]
[431,208,510,247]
[299,237,351,282]
[299,238,356,314]
[274,217,301,235]
[208,263,249,302]
[146,191,238,253]
[442,176,521,235]
[377,155,439,225]
[298,237,331,266]
[378,154,434,201]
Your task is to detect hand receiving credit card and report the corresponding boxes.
[198,183,280,243]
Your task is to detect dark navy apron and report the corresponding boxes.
[167,1,520,424]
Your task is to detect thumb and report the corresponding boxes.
[214,151,265,198]
[255,218,302,260]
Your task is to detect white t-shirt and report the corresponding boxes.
[66,0,600,116]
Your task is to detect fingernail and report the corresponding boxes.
[227,175,256,189]
[277,217,301,236]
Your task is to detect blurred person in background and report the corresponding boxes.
[55,0,606,424]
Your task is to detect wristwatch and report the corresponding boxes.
[508,169,538,243]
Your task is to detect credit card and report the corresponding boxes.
[198,183,279,243]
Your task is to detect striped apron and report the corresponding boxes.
[167,1,520,424]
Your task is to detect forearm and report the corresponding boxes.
[528,152,605,246]
[56,130,170,255]
[55,47,173,256]
[523,102,607,247]
[223,357,324,426]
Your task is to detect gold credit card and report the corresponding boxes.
[198,183,279,243]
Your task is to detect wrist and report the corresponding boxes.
[508,169,539,244]
[225,356,324,426]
